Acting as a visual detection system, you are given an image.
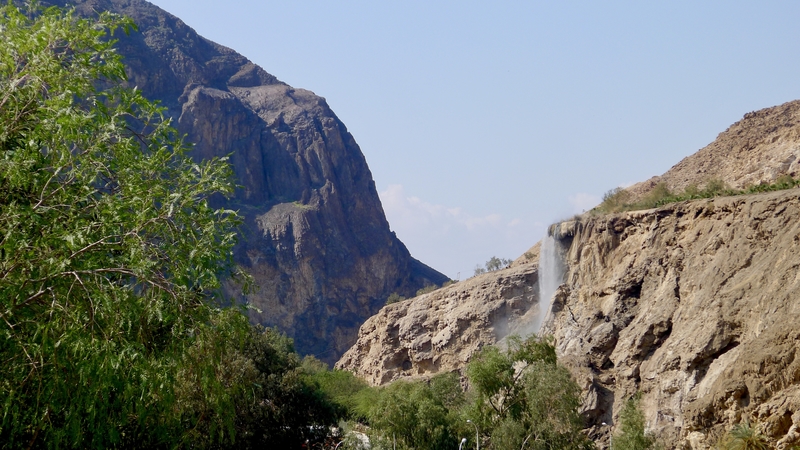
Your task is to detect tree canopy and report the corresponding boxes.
[0,3,259,447]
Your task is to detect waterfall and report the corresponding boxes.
[535,232,565,333]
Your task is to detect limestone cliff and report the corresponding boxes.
[48,0,448,364]
[339,189,800,448]
[544,191,800,448]
[336,256,540,385]
[338,100,800,448]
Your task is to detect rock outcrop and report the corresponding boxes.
[336,258,540,385]
[340,189,800,448]
[49,0,448,363]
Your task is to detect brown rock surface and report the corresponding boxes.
[341,190,800,447]
[628,100,800,200]
[336,260,540,385]
[544,190,800,448]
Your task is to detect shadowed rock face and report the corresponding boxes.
[47,0,448,364]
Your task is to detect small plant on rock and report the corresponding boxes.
[718,421,769,450]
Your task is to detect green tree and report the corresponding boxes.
[474,256,512,276]
[612,393,657,450]
[0,4,251,447]
[366,373,464,450]
[466,335,593,450]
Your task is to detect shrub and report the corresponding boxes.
[416,284,439,296]
[718,421,770,450]
[640,182,674,209]
[386,292,406,305]
[466,335,593,450]
[703,178,730,196]
[593,174,800,216]
[612,393,657,450]
[597,187,633,213]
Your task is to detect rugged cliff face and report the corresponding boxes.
[544,190,800,448]
[336,252,540,385]
[339,190,800,448]
[49,0,448,363]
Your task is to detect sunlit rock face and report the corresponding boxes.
[336,256,540,386]
[546,192,800,448]
[627,100,800,202]
[49,0,448,364]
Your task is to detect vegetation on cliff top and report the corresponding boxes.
[594,175,800,215]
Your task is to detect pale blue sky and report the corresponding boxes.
[150,0,800,279]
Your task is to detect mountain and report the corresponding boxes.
[338,101,800,448]
[45,0,448,364]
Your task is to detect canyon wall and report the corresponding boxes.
[340,190,800,448]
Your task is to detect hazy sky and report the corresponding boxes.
[150,0,800,279]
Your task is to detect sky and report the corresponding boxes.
[150,0,800,280]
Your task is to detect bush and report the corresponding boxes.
[612,393,657,450]
[466,335,594,450]
[386,292,406,305]
[717,421,770,450]
[597,187,633,213]
[416,284,438,296]
[365,374,463,450]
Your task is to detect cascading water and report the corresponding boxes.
[534,231,565,334]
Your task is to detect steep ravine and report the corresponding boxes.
[544,189,800,448]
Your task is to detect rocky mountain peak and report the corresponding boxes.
[48,0,448,364]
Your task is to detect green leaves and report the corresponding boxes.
[0,3,251,447]
[612,393,659,450]
[466,335,594,450]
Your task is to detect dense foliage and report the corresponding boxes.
[326,336,592,450]
[0,4,344,448]
[465,335,593,450]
